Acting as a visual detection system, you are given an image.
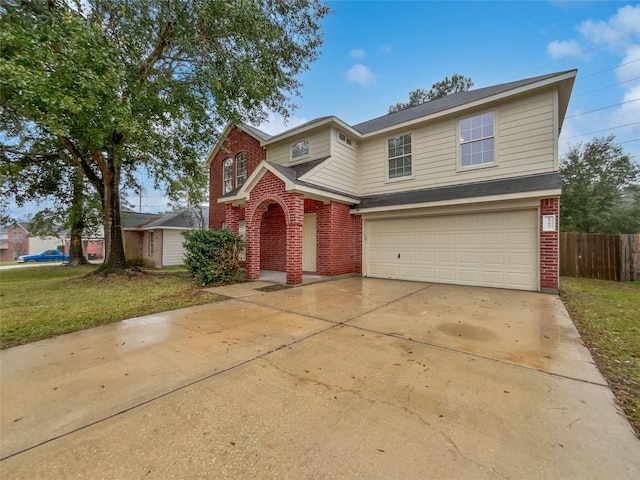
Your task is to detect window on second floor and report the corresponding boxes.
[387,133,412,180]
[460,112,494,167]
[291,140,309,160]
[222,157,234,194]
[235,152,247,187]
[13,232,24,243]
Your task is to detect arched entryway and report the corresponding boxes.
[260,203,287,271]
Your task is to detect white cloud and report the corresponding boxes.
[347,64,377,87]
[578,4,640,49]
[616,44,640,83]
[546,39,582,59]
[255,112,308,136]
[349,48,365,59]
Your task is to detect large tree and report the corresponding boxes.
[1,0,329,273]
[388,73,473,113]
[560,135,640,233]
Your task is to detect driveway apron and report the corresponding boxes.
[1,277,639,479]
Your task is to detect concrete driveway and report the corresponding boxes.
[1,278,639,478]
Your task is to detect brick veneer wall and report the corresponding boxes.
[317,201,360,276]
[540,197,559,292]
[260,204,287,271]
[245,170,304,285]
[209,128,266,229]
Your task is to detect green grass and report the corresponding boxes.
[560,277,640,437]
[0,265,226,349]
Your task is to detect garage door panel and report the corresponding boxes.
[365,210,537,291]
[458,252,480,265]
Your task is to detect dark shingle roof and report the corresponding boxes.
[143,207,209,229]
[120,211,163,229]
[354,172,561,210]
[352,71,573,135]
[241,123,272,141]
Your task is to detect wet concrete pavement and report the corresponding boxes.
[1,278,639,478]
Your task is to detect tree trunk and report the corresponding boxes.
[96,155,129,273]
[68,165,89,266]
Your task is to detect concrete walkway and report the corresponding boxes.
[1,278,639,478]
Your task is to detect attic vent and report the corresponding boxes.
[338,131,353,146]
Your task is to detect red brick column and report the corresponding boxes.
[286,195,304,285]
[352,214,362,274]
[245,214,261,280]
[540,198,559,293]
[224,204,240,234]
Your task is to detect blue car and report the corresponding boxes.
[16,249,69,263]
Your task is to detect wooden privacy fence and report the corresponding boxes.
[560,232,640,281]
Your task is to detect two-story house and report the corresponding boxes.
[207,70,576,293]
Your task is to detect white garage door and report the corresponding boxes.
[365,210,537,291]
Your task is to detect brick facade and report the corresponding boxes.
[209,128,266,229]
[540,197,560,293]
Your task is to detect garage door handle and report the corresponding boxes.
[397,253,400,259]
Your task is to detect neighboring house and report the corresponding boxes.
[207,70,576,293]
[0,222,67,262]
[122,208,208,268]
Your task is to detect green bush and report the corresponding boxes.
[182,229,244,286]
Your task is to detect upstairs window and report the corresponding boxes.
[460,112,494,167]
[222,157,234,193]
[387,133,412,179]
[291,140,309,160]
[235,152,247,187]
[13,232,24,243]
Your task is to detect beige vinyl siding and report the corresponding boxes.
[302,129,359,195]
[162,229,187,266]
[359,91,557,196]
[266,130,332,166]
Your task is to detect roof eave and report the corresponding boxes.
[360,69,578,138]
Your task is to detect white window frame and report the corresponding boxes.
[235,152,247,187]
[222,157,234,193]
[291,140,310,161]
[458,111,497,171]
[338,131,354,148]
[148,231,155,255]
[386,132,414,182]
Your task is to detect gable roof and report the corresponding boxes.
[352,70,576,135]
[204,122,271,167]
[121,211,163,229]
[141,207,209,230]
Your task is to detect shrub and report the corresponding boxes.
[182,229,244,286]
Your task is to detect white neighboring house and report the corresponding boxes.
[130,207,209,268]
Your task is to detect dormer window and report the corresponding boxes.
[291,140,309,160]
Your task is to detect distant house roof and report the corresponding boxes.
[120,211,163,229]
[141,207,209,230]
[354,172,562,211]
[352,71,575,135]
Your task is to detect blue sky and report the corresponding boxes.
[9,1,640,217]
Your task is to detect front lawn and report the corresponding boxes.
[560,277,640,437]
[0,265,226,349]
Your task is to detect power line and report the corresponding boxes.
[573,76,640,97]
[577,58,640,81]
[509,29,640,80]
[565,98,640,119]
[561,122,640,140]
